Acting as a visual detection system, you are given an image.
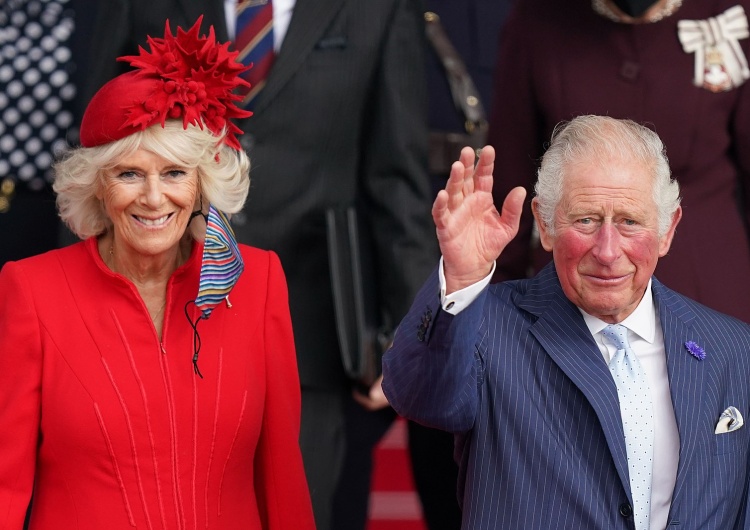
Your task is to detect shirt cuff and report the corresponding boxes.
[438,257,495,315]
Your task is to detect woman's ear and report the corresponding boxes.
[94,170,104,200]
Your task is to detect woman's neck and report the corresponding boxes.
[592,0,683,24]
[98,233,192,340]
[99,233,191,288]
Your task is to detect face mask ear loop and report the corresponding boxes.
[189,195,207,224]
[184,300,206,379]
[186,193,206,378]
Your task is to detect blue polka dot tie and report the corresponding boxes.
[602,324,654,530]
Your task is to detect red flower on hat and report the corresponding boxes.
[117,16,252,150]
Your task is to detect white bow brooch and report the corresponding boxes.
[678,5,750,92]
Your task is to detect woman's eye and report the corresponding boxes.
[165,170,187,178]
[117,171,138,179]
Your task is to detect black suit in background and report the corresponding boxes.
[81,2,438,529]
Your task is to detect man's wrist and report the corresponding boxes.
[439,258,495,315]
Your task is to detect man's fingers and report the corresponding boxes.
[458,146,476,196]
[432,189,450,229]
[459,146,476,169]
[475,146,495,176]
[473,146,495,192]
[446,160,467,210]
[352,376,390,411]
[443,146,495,211]
[499,186,527,234]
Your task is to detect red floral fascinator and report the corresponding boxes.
[80,16,251,150]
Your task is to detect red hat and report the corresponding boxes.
[80,16,252,150]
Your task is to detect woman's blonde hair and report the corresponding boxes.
[53,120,250,240]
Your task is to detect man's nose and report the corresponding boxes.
[592,222,621,264]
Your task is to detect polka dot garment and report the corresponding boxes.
[602,323,655,530]
[0,0,77,211]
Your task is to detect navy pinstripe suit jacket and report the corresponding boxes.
[382,263,750,529]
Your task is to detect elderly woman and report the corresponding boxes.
[0,19,315,530]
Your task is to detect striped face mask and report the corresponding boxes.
[196,205,244,318]
[187,204,245,377]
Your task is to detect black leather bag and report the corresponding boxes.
[325,206,391,391]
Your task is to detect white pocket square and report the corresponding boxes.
[715,406,744,434]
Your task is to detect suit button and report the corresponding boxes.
[619,61,640,81]
[619,503,633,518]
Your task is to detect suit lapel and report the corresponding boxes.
[652,280,706,515]
[518,265,633,496]
[252,0,346,113]
[517,271,708,510]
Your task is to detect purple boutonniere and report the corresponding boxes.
[684,341,706,361]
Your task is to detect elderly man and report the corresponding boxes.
[382,115,750,530]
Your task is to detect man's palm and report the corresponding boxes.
[433,146,526,293]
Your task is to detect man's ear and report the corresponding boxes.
[658,205,682,257]
[531,198,554,252]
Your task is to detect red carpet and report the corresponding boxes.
[366,417,427,530]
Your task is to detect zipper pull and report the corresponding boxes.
[160,343,166,355]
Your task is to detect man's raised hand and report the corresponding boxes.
[432,146,526,294]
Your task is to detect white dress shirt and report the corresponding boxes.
[439,261,680,529]
[224,0,295,52]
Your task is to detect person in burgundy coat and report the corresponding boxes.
[488,0,750,323]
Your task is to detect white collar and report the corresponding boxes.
[580,278,657,344]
